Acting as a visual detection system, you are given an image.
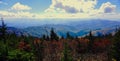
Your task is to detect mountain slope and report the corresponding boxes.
[20,20,120,37]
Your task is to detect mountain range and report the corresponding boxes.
[3,19,120,38]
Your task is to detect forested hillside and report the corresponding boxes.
[0,19,120,61]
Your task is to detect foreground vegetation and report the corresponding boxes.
[0,19,120,61]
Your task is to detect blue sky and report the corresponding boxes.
[0,0,51,12]
[0,0,120,20]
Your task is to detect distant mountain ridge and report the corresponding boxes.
[20,20,120,37]
[3,20,120,38]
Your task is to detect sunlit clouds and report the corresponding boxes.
[10,2,32,11]
[0,0,120,20]
[45,0,97,13]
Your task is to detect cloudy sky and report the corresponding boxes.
[0,0,120,20]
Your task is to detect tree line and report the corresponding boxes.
[0,18,120,61]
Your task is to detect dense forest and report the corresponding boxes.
[0,19,120,61]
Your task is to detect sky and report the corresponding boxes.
[0,0,120,20]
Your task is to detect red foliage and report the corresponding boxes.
[18,41,31,51]
[18,41,26,50]
[34,38,41,45]
[93,38,111,50]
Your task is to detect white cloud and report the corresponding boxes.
[11,2,31,11]
[0,2,34,18]
[35,13,93,19]
[45,0,97,13]
[43,0,119,19]
[0,11,35,18]
[99,2,116,13]
[0,1,120,20]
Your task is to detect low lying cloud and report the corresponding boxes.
[0,11,35,18]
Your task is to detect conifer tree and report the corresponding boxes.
[46,35,50,41]
[87,31,94,52]
[112,29,120,61]
[50,28,59,40]
[61,35,64,39]
[61,42,73,61]
[66,32,73,39]
[0,18,7,43]
[42,34,46,40]
[0,18,8,61]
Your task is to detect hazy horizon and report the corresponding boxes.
[0,18,119,28]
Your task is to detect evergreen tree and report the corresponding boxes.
[42,34,46,40]
[41,34,50,41]
[112,29,120,61]
[87,31,94,52]
[75,35,78,39]
[61,35,64,39]
[50,28,59,40]
[0,18,7,43]
[46,35,50,41]
[0,18,8,61]
[66,32,73,39]
[61,42,73,61]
